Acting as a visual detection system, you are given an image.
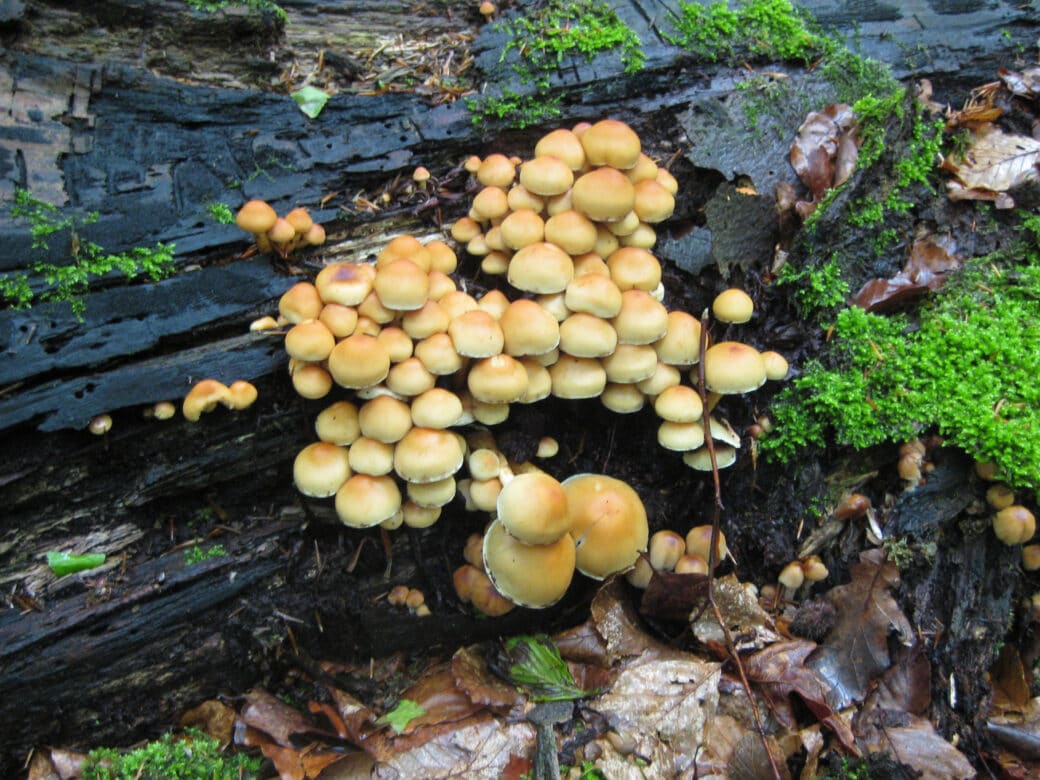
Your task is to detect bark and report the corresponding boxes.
[0,0,1034,772]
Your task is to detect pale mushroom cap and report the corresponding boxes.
[633,179,676,223]
[224,380,258,410]
[236,199,278,234]
[684,525,727,562]
[580,119,642,170]
[401,299,450,340]
[319,303,359,339]
[602,343,658,383]
[468,448,503,481]
[377,234,431,271]
[519,155,575,196]
[564,273,623,318]
[393,426,465,483]
[476,154,516,189]
[562,474,649,579]
[654,311,702,366]
[507,184,546,213]
[654,385,704,423]
[535,128,587,170]
[500,299,562,356]
[606,247,662,292]
[376,326,415,362]
[315,400,361,445]
[682,445,738,470]
[403,501,442,529]
[291,363,333,399]
[315,263,375,307]
[536,292,571,322]
[611,289,669,345]
[348,436,395,476]
[294,442,352,498]
[658,420,706,452]
[703,342,767,394]
[335,474,402,528]
[559,313,618,358]
[472,185,510,221]
[467,354,529,403]
[414,332,465,375]
[386,356,437,397]
[620,221,656,249]
[649,530,686,571]
[438,290,480,320]
[507,242,575,294]
[426,239,458,274]
[712,288,755,324]
[358,395,413,443]
[328,333,391,389]
[410,388,464,429]
[449,309,505,358]
[572,167,636,222]
[374,258,430,311]
[600,383,645,414]
[407,476,457,509]
[269,217,295,246]
[497,472,571,545]
[89,413,112,435]
[499,208,545,250]
[544,209,598,255]
[469,476,503,512]
[761,350,790,381]
[183,379,231,422]
[478,289,511,320]
[285,319,336,362]
[994,505,1037,546]
[549,355,607,399]
[536,436,560,458]
[279,282,324,323]
[483,518,576,608]
[451,216,482,243]
[637,361,682,396]
[428,269,457,301]
[519,358,553,404]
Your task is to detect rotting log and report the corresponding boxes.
[0,0,1036,772]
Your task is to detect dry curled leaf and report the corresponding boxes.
[944,124,1040,193]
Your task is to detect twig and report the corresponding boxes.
[696,309,781,780]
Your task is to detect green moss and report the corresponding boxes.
[82,728,261,780]
[205,202,235,225]
[775,252,850,315]
[184,0,286,23]
[184,543,229,565]
[0,189,175,320]
[667,0,821,64]
[469,0,644,128]
[763,226,1040,494]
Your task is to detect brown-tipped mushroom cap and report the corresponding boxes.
[374,258,429,311]
[572,167,636,222]
[279,281,324,323]
[499,208,545,250]
[358,395,413,443]
[183,379,231,422]
[294,442,352,498]
[563,473,648,579]
[535,128,586,170]
[449,309,505,358]
[476,154,516,189]
[500,299,561,357]
[410,388,464,429]
[994,505,1037,546]
[633,179,675,223]
[519,155,574,197]
[315,401,361,445]
[611,289,669,345]
[467,354,529,403]
[472,185,510,221]
[315,263,375,307]
[482,518,576,608]
[654,385,703,423]
[328,333,391,389]
[497,471,570,545]
[285,319,336,362]
[684,525,727,563]
[224,380,258,410]
[649,530,686,571]
[335,474,402,528]
[544,209,598,255]
[703,342,767,394]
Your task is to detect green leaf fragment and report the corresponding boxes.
[504,634,596,701]
[377,699,425,733]
[292,86,330,119]
[47,551,106,576]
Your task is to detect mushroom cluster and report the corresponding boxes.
[256,118,786,612]
[236,200,326,258]
[182,379,258,421]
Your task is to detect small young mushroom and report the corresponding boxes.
[182,379,231,422]
[88,413,113,436]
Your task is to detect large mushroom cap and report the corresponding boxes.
[580,119,642,170]
[294,442,352,498]
[572,167,636,222]
[562,473,648,579]
[235,199,278,234]
[393,426,464,484]
[482,518,576,608]
[335,474,402,528]
[497,471,570,545]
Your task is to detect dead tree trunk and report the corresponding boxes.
[0,0,1033,771]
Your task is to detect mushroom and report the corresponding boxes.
[182,379,231,422]
[497,471,571,545]
[235,199,278,253]
[223,380,258,411]
[88,413,112,436]
[562,474,648,579]
[293,442,352,498]
[335,474,402,528]
[482,518,576,608]
[993,505,1036,546]
[712,288,754,324]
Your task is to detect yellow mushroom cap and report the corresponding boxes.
[649,530,686,571]
[89,413,112,435]
[449,309,505,358]
[414,332,465,375]
[654,311,702,367]
[499,208,545,250]
[468,448,502,481]
[294,442,352,498]
[183,379,231,422]
[315,401,361,445]
[535,128,586,170]
[328,333,391,389]
[507,242,575,294]
[625,153,659,184]
[497,471,570,545]
[374,258,429,311]
[478,289,511,320]
[611,289,669,345]
[476,153,516,188]
[682,445,738,471]
[761,351,789,381]
[315,263,375,307]
[279,282,324,323]
[358,395,413,443]
[483,518,576,608]
[318,303,359,339]
[654,385,703,423]
[386,356,437,397]
[285,319,336,362]
[658,420,705,452]
[401,299,450,341]
[778,561,806,590]
[335,474,402,528]
[407,477,456,509]
[375,326,414,363]
[572,167,636,222]
[451,216,482,244]
[467,354,529,403]
[377,234,431,271]
[606,247,662,292]
[994,505,1037,546]
[684,525,727,562]
[393,426,465,484]
[563,473,649,579]
[703,342,767,394]
[519,154,574,197]
[712,288,754,324]
[291,363,333,399]
[235,199,278,234]
[425,239,458,275]
[544,209,598,255]
[410,388,464,429]
[284,206,313,235]
[602,343,658,383]
[564,273,623,318]
[600,383,645,414]
[580,119,642,170]
[559,313,618,358]
[224,380,258,410]
[348,436,395,476]
[549,355,607,399]
[637,361,682,397]
[472,185,510,221]
[633,179,675,223]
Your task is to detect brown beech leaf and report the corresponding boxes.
[179,699,238,746]
[690,573,781,652]
[871,716,976,779]
[239,688,336,747]
[990,644,1032,712]
[853,232,961,311]
[240,726,343,780]
[590,578,660,658]
[392,664,484,734]
[452,645,521,712]
[945,124,1040,192]
[790,103,855,199]
[553,617,611,666]
[745,639,857,752]
[998,66,1040,99]
[326,687,377,747]
[807,549,913,711]
[26,748,85,780]
[640,569,709,622]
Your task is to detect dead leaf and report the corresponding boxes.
[853,232,961,311]
[452,646,521,712]
[26,749,85,780]
[391,664,484,734]
[807,549,913,710]
[690,573,781,652]
[179,699,238,746]
[745,640,857,752]
[998,66,1040,99]
[589,654,722,776]
[990,644,1032,712]
[944,124,1040,193]
[872,716,976,779]
[239,688,334,747]
[240,726,344,780]
[590,578,660,659]
[791,104,854,199]
[554,617,611,666]
[640,569,709,622]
